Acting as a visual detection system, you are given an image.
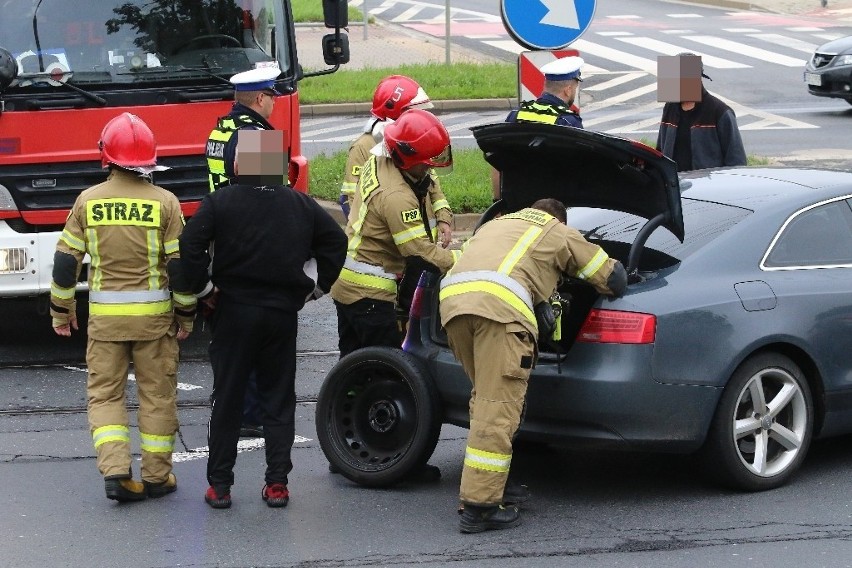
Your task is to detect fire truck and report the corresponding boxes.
[0,0,349,300]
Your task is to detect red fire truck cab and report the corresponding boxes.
[0,0,349,298]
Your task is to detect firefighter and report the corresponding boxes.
[340,75,454,249]
[50,113,196,502]
[330,108,460,358]
[180,130,346,509]
[439,198,627,533]
[205,65,284,438]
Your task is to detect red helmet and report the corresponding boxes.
[371,75,433,121]
[99,112,158,170]
[382,109,452,171]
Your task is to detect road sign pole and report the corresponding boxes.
[445,0,451,65]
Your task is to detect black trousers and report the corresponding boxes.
[207,298,297,488]
[334,298,401,358]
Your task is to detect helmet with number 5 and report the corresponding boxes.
[98,112,167,174]
[371,75,433,121]
[381,109,452,172]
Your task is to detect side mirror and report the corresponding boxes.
[322,33,350,66]
[322,0,348,29]
[0,47,19,91]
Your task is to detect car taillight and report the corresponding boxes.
[577,309,656,344]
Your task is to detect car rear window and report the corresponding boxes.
[566,198,751,260]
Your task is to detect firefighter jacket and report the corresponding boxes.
[330,154,460,305]
[506,93,584,129]
[341,125,453,225]
[179,183,346,311]
[50,169,196,341]
[439,208,617,338]
[206,103,274,192]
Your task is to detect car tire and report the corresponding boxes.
[316,346,442,487]
[700,352,813,491]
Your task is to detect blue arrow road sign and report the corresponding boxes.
[501,0,596,51]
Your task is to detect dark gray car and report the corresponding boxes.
[804,35,852,104]
[316,123,852,492]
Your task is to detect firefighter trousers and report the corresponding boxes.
[207,299,298,489]
[86,331,179,483]
[445,314,535,506]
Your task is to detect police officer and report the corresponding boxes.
[492,57,586,202]
[330,108,460,358]
[50,113,196,502]
[205,66,284,437]
[439,198,627,533]
[340,75,454,249]
[181,130,347,509]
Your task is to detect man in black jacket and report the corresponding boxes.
[180,130,346,509]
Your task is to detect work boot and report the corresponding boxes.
[503,480,531,505]
[144,473,177,498]
[239,424,263,438]
[104,476,147,502]
[459,504,521,534]
[261,483,290,508]
[204,486,231,509]
[407,463,441,483]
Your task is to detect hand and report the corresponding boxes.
[53,315,78,337]
[176,327,190,340]
[305,285,324,302]
[200,287,220,318]
[437,221,452,249]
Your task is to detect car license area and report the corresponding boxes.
[804,72,822,86]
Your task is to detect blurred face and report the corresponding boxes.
[235,129,286,186]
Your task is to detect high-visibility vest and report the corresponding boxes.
[515,99,576,125]
[205,114,268,192]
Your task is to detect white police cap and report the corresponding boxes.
[229,66,281,93]
[541,56,584,82]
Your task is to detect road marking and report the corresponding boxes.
[63,365,203,391]
[668,13,703,18]
[615,36,749,68]
[392,5,425,22]
[168,435,312,464]
[584,71,647,92]
[571,38,659,73]
[682,35,807,67]
[748,33,817,54]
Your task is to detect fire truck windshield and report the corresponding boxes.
[0,0,288,88]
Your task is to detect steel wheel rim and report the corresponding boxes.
[732,366,807,478]
[328,361,418,472]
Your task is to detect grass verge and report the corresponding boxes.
[309,148,494,214]
[292,0,365,24]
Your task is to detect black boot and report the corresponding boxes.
[503,480,531,505]
[104,475,147,502]
[459,503,521,533]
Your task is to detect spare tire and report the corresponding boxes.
[316,346,442,487]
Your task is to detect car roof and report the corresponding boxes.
[679,168,852,212]
[472,123,684,240]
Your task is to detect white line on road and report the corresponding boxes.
[682,35,807,67]
[63,366,203,391]
[170,435,312,463]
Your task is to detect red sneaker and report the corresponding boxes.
[204,486,231,509]
[262,483,289,508]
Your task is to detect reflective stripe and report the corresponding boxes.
[441,270,533,310]
[497,226,542,274]
[89,289,170,303]
[172,292,197,306]
[140,432,175,453]
[344,257,397,280]
[87,228,102,291]
[432,198,450,211]
[92,424,130,448]
[393,225,428,246]
[89,299,172,316]
[51,282,76,300]
[340,181,357,195]
[577,248,609,281]
[451,250,462,263]
[463,446,511,473]
[515,110,557,124]
[59,229,86,252]
[164,239,180,255]
[440,273,536,328]
[339,268,397,293]
[147,229,160,290]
